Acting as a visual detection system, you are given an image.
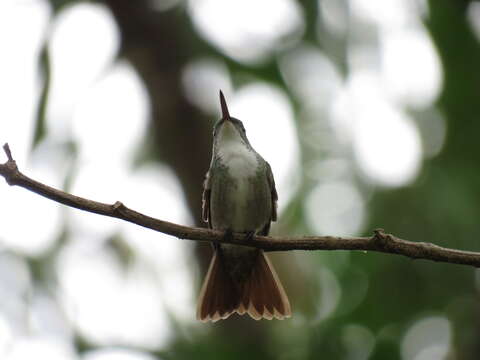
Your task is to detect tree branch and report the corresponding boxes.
[2,143,480,267]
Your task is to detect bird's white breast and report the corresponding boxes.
[218,140,258,179]
[218,140,259,232]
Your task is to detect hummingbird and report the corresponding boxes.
[197,90,291,322]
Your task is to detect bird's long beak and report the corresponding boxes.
[219,90,231,122]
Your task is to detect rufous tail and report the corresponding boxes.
[196,249,291,322]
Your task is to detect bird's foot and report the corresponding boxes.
[245,231,256,242]
[223,228,234,243]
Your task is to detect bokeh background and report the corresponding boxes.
[1,0,480,359]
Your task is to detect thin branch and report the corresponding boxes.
[1,143,480,268]
[3,143,13,161]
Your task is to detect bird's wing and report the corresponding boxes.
[266,161,278,222]
[202,170,212,228]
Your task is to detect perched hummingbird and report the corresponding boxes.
[197,91,291,322]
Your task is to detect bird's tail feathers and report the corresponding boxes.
[197,249,291,322]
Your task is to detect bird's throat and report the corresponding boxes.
[218,140,258,179]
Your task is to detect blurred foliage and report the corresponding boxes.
[32,45,51,149]
[16,0,480,359]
